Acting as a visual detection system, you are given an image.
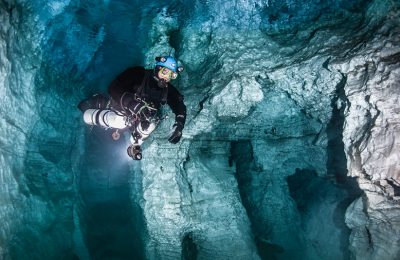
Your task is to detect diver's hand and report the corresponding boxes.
[168,122,183,144]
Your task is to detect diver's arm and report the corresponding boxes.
[167,85,186,126]
[167,85,186,144]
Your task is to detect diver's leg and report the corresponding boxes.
[129,121,157,145]
[127,121,157,160]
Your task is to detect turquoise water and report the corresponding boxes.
[1,0,377,259]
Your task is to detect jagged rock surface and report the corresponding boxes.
[0,1,83,259]
[332,1,400,258]
[144,0,400,259]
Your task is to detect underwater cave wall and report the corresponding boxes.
[0,1,81,258]
[0,0,399,259]
[0,0,117,258]
[139,0,400,259]
[332,1,400,258]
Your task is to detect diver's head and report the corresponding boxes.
[154,56,183,88]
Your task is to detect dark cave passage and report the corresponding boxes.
[78,128,145,260]
[231,139,363,260]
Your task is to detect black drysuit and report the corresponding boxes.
[108,66,186,126]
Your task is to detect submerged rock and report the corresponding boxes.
[333,2,400,258]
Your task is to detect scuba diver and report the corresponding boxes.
[78,56,186,160]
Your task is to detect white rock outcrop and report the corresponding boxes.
[333,1,400,258]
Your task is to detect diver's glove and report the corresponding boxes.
[168,122,184,144]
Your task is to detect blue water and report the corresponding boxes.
[2,0,376,259]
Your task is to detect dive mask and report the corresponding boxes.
[160,67,178,80]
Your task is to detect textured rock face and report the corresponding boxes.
[0,1,82,259]
[141,141,259,259]
[142,0,400,259]
[332,2,400,258]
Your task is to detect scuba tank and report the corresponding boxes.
[83,109,127,129]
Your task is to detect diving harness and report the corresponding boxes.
[82,95,161,160]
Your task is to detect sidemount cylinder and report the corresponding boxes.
[83,109,127,129]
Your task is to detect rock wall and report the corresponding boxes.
[139,0,400,259]
[0,1,81,259]
[0,0,119,258]
[333,1,400,258]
